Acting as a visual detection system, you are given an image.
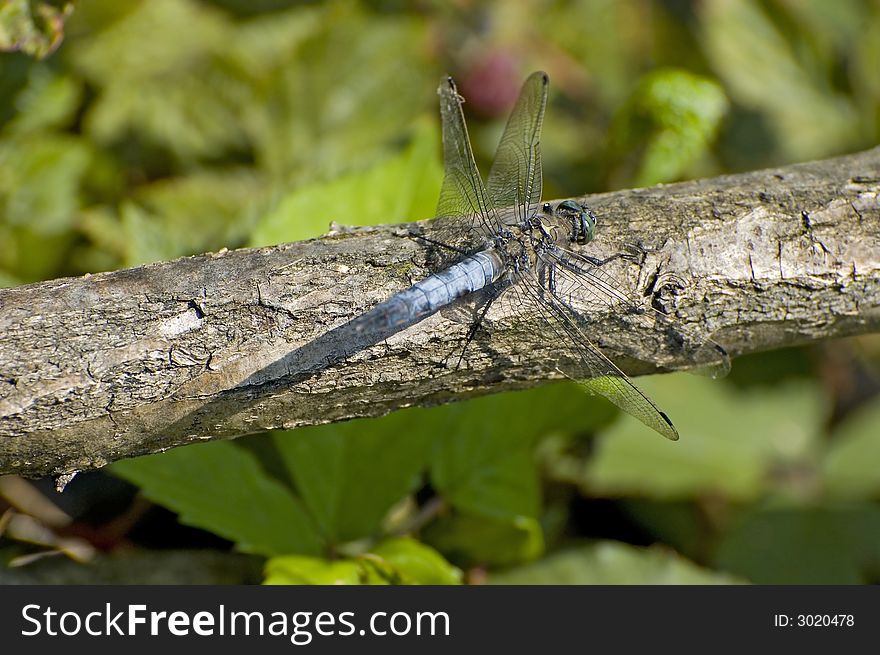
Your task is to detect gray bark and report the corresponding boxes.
[1,147,879,480]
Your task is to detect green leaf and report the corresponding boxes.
[224,6,322,79]
[0,134,92,234]
[714,504,880,584]
[235,4,432,182]
[611,68,727,186]
[423,512,544,568]
[0,223,73,283]
[490,541,745,584]
[368,537,463,585]
[264,555,366,585]
[5,67,82,134]
[77,206,130,262]
[69,0,245,161]
[431,427,540,521]
[122,169,264,265]
[71,0,230,85]
[0,0,72,59]
[272,408,434,545]
[115,201,171,267]
[111,441,322,556]
[822,397,880,499]
[263,537,461,585]
[583,376,824,501]
[429,382,611,521]
[701,0,861,161]
[249,119,442,245]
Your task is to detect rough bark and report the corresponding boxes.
[1,147,879,480]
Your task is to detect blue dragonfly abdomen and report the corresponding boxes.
[352,250,504,335]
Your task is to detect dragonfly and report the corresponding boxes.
[339,71,729,440]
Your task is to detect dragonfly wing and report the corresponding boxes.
[546,244,731,376]
[492,277,680,441]
[486,71,549,225]
[428,76,500,257]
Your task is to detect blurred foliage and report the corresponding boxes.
[0,1,72,59]
[248,118,442,245]
[264,538,463,585]
[489,541,746,584]
[607,69,727,187]
[4,0,880,584]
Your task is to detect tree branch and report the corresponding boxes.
[2,147,879,479]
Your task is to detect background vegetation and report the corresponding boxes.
[2,0,879,584]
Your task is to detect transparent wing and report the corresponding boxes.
[544,244,731,377]
[428,76,500,256]
[492,277,681,441]
[486,71,549,225]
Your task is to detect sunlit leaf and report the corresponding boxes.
[0,0,72,59]
[583,377,824,500]
[249,119,442,245]
[224,6,321,79]
[0,222,73,283]
[237,3,432,182]
[0,134,92,234]
[368,537,462,585]
[116,170,264,265]
[610,69,727,186]
[0,268,22,288]
[263,537,461,585]
[264,555,366,585]
[70,0,246,161]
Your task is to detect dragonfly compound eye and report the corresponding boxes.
[556,200,596,244]
[578,205,597,244]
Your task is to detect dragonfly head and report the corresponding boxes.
[555,200,597,245]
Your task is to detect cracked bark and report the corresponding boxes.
[1,147,879,480]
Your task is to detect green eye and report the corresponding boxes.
[556,201,596,244]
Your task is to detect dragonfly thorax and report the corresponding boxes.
[492,227,531,277]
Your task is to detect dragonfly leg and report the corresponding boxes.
[582,242,647,267]
[536,259,556,300]
[441,286,501,370]
[407,229,472,259]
